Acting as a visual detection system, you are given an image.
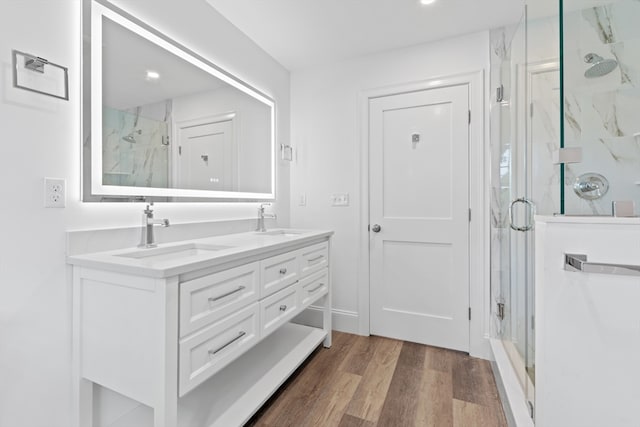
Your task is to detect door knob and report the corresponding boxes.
[371,224,381,233]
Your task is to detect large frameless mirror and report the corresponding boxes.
[82,0,276,202]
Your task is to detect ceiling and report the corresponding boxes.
[205,0,524,71]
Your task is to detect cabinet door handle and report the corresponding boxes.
[208,286,245,302]
[279,305,287,312]
[308,283,325,293]
[208,331,246,356]
[308,255,324,263]
[279,268,287,275]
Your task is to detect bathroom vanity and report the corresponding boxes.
[68,229,332,427]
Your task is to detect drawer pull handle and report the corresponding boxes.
[208,286,246,303]
[209,331,246,356]
[279,268,287,275]
[308,255,324,263]
[279,305,287,312]
[308,283,325,293]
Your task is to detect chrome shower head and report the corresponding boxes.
[122,129,141,143]
[584,53,618,78]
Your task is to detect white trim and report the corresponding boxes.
[294,307,359,334]
[357,71,489,358]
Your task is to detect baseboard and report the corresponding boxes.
[293,306,360,334]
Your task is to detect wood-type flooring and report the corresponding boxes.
[246,331,508,427]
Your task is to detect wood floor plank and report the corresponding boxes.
[300,371,361,426]
[252,331,355,426]
[338,334,378,376]
[375,341,426,427]
[452,398,508,427]
[415,368,454,427]
[452,352,502,407]
[424,345,454,373]
[344,336,402,422]
[338,414,377,427]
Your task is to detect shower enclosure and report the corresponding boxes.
[491,0,640,421]
[490,0,560,418]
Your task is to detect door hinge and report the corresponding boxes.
[528,400,535,420]
[530,103,534,117]
[468,110,471,124]
[496,84,504,102]
[178,146,182,155]
[497,302,505,320]
[468,307,471,320]
[468,208,471,222]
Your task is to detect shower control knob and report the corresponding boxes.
[371,224,381,233]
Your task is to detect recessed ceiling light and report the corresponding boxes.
[420,0,437,5]
[146,70,160,80]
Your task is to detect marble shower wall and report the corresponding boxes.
[563,0,640,214]
[102,100,171,188]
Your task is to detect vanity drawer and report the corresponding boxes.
[260,251,299,297]
[260,283,300,338]
[179,302,260,396]
[299,242,329,278]
[179,262,259,337]
[299,268,329,308]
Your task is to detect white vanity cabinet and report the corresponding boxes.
[69,231,332,427]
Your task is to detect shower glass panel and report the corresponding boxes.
[561,0,640,215]
[490,0,560,414]
[102,106,170,188]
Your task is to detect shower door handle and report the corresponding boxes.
[509,198,535,232]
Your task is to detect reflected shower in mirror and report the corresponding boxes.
[83,0,275,201]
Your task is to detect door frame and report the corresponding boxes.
[357,70,490,358]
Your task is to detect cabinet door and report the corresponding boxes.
[260,251,299,297]
[179,303,260,396]
[299,242,329,278]
[259,283,300,338]
[180,262,260,337]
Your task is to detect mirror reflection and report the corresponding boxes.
[84,1,275,201]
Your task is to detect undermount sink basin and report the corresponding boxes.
[255,230,304,237]
[114,243,232,262]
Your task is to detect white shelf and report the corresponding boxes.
[109,323,327,427]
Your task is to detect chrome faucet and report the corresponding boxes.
[140,202,170,248]
[256,203,276,232]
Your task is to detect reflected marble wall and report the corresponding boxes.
[563,0,640,215]
[102,100,171,188]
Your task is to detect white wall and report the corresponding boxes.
[289,31,490,348]
[0,1,290,426]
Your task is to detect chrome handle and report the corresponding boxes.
[208,286,245,303]
[279,305,287,312]
[279,268,287,275]
[308,283,325,293]
[371,224,381,233]
[308,255,324,263]
[208,331,246,356]
[509,198,535,232]
[564,253,640,277]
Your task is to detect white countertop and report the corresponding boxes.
[67,228,333,278]
[536,215,640,225]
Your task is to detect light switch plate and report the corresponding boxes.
[330,193,349,207]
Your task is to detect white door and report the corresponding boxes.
[369,84,470,352]
[178,120,236,191]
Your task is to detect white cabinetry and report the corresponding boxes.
[70,233,332,427]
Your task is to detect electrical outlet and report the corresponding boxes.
[330,193,349,207]
[44,178,66,208]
